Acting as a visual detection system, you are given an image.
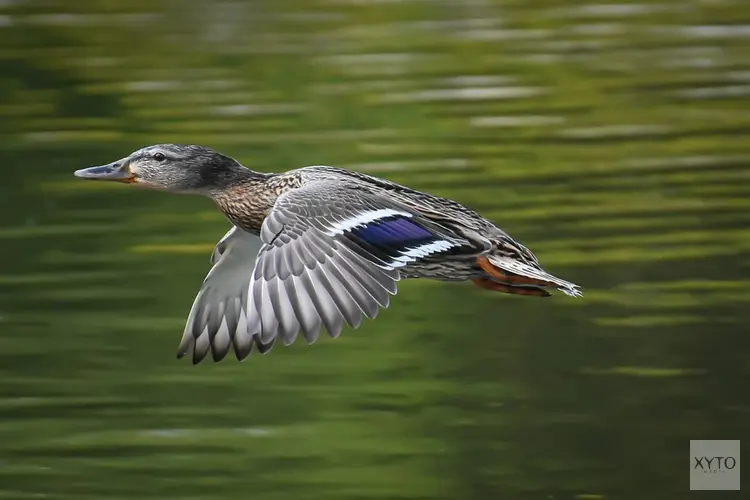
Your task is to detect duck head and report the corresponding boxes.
[74,144,255,195]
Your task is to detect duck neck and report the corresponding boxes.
[210,170,279,234]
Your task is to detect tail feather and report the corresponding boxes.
[477,255,582,297]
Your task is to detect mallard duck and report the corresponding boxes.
[74,144,582,364]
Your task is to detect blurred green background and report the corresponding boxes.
[1,0,749,498]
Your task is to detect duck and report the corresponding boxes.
[74,144,582,364]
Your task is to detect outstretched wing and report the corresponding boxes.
[177,226,274,364]
[244,180,473,347]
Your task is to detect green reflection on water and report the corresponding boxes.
[0,0,749,499]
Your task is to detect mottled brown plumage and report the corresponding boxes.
[74,144,582,364]
[214,181,284,233]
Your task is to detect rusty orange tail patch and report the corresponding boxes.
[476,255,551,287]
[472,277,551,297]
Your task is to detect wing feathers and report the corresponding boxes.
[232,302,254,360]
[255,337,276,354]
[181,181,463,363]
[211,318,232,362]
[193,328,210,364]
[334,246,395,308]
[314,264,349,338]
[266,277,298,344]
[286,274,321,343]
[318,260,364,329]
[258,279,280,342]
[325,254,380,320]
[282,244,304,277]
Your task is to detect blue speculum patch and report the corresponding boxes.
[353,216,435,247]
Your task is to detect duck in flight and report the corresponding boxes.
[74,144,582,364]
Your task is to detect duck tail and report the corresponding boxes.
[475,255,582,298]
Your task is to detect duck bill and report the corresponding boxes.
[74,161,136,183]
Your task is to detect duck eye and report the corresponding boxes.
[153,152,166,162]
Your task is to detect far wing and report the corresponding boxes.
[176,226,273,364]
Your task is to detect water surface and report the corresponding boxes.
[0,0,749,499]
